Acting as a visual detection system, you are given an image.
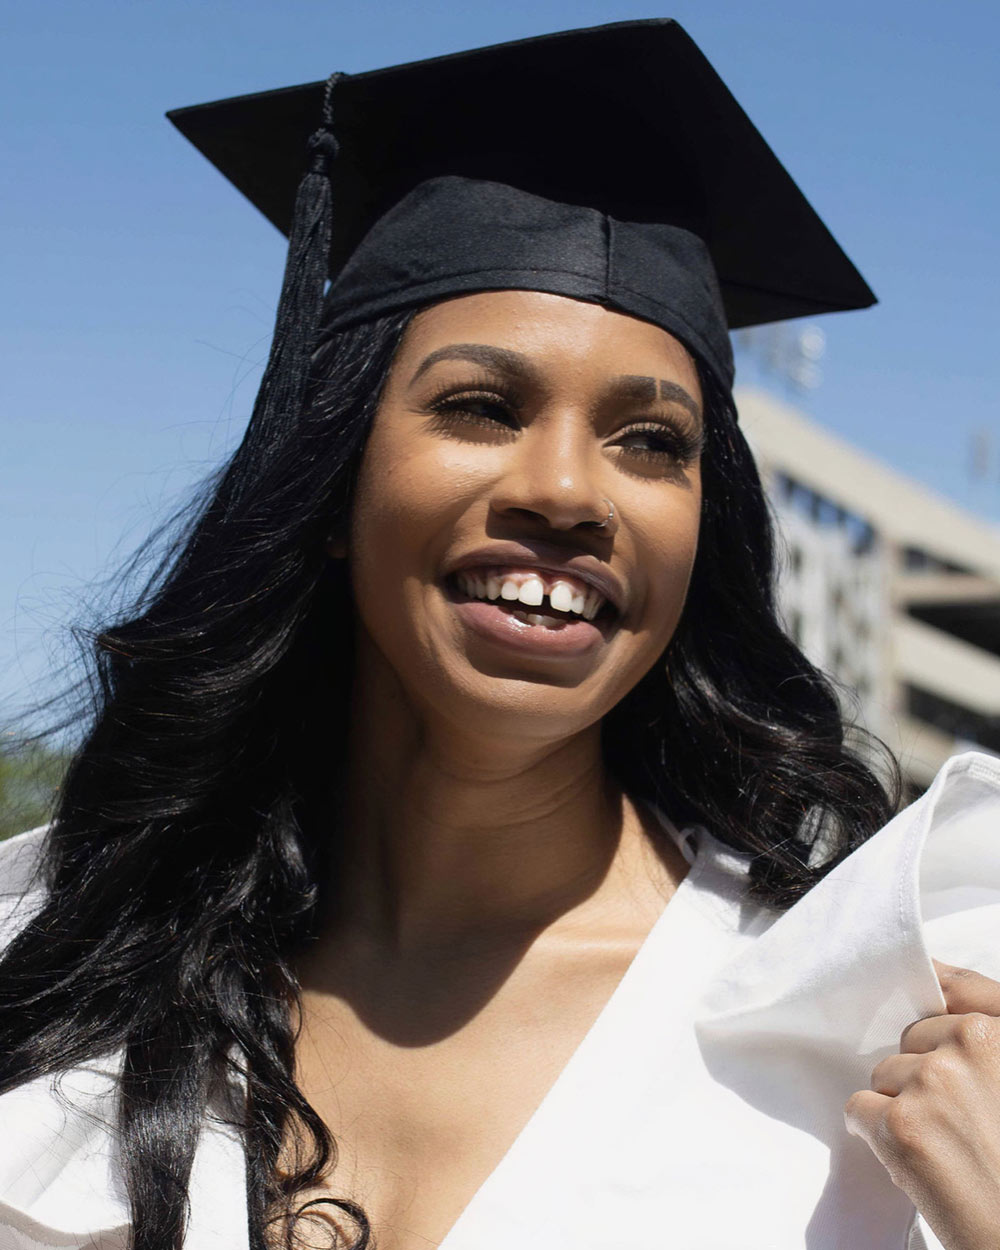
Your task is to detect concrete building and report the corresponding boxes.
[737,387,1000,797]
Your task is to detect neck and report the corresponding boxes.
[325,649,652,953]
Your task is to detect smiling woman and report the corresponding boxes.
[2,18,1000,1250]
[350,292,702,709]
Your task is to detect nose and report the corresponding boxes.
[489,411,615,534]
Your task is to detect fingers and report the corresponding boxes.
[901,1013,958,1054]
[869,1052,924,1096]
[903,958,1000,1054]
[843,1087,892,1148]
[932,960,1000,1016]
[901,1011,998,1055]
[844,964,1000,1242]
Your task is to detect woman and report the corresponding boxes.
[2,20,999,1250]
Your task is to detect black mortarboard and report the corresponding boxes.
[167,20,874,482]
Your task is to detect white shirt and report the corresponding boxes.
[2,751,999,1249]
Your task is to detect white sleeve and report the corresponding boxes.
[915,753,1000,1250]
[909,1213,946,1249]
[0,826,48,947]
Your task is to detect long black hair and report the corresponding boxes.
[0,304,898,1249]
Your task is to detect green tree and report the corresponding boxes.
[0,739,69,840]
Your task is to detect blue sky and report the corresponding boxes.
[3,0,999,717]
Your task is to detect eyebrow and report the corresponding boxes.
[410,344,702,422]
[614,375,703,423]
[409,343,537,384]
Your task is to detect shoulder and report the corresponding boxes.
[685,750,1000,964]
[0,825,49,950]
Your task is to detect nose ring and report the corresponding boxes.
[592,498,615,530]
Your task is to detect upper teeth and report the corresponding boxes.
[455,569,606,620]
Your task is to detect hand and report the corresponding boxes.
[844,961,1000,1250]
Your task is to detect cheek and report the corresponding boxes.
[633,489,702,647]
[353,418,484,537]
[348,436,427,628]
[345,420,482,654]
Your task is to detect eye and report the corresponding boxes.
[613,422,703,465]
[426,385,520,435]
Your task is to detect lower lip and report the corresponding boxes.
[447,593,609,658]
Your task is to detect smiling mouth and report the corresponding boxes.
[444,568,619,631]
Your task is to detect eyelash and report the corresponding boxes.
[426,384,703,466]
[429,388,519,432]
[615,422,703,465]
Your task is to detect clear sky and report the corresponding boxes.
[3,0,999,718]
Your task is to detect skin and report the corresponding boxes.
[290,289,1000,1249]
[327,288,706,948]
[846,961,1000,1249]
[292,291,703,1248]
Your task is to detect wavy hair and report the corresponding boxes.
[0,304,898,1249]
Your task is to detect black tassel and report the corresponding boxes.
[229,72,344,509]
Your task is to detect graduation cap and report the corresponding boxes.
[167,20,874,477]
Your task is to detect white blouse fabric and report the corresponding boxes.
[2,751,1000,1250]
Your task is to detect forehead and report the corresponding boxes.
[398,290,701,392]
